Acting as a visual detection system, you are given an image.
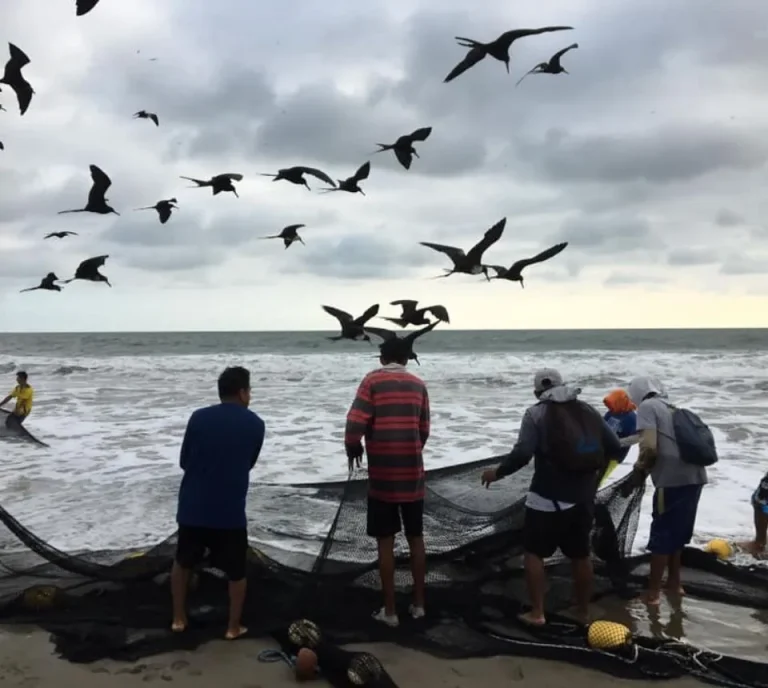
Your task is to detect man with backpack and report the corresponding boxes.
[621,376,714,605]
[481,369,623,626]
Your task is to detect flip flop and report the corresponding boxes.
[225,626,249,640]
[517,612,546,627]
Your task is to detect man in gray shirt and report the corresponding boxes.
[623,376,708,605]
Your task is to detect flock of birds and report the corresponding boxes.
[4,2,582,361]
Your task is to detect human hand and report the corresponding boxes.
[346,443,364,472]
[481,467,498,488]
[619,469,644,498]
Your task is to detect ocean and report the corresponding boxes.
[0,328,766,559]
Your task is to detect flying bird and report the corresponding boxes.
[320,161,370,195]
[322,304,380,342]
[443,27,574,83]
[133,110,159,126]
[373,127,432,170]
[260,224,305,249]
[180,173,243,198]
[381,300,450,327]
[486,242,568,288]
[420,217,506,280]
[44,231,78,239]
[0,142,3,150]
[76,0,101,15]
[58,164,119,216]
[20,273,61,293]
[260,166,336,191]
[62,255,111,287]
[516,43,579,87]
[364,321,440,366]
[134,198,178,224]
[0,43,35,116]
[0,104,6,111]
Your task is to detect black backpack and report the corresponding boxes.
[667,404,718,467]
[543,400,607,473]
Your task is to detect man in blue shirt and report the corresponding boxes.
[171,366,265,640]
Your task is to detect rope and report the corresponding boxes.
[257,649,297,668]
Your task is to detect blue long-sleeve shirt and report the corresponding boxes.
[603,410,637,462]
[176,402,265,529]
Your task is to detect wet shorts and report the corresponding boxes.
[4,413,26,428]
[523,503,594,560]
[367,498,424,539]
[175,525,249,581]
[647,484,703,555]
[752,472,768,514]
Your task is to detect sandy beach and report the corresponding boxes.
[0,627,709,688]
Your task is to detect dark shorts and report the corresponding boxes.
[367,498,424,539]
[5,413,26,428]
[175,525,249,581]
[523,503,594,560]
[647,484,703,555]
[752,473,768,512]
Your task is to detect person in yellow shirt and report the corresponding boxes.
[0,371,34,428]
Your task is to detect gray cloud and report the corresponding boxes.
[603,272,665,287]
[554,214,655,254]
[715,208,745,227]
[667,248,720,266]
[720,255,768,275]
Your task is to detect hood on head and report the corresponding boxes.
[628,376,667,406]
[539,383,581,403]
[603,389,636,414]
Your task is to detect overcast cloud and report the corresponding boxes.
[1,0,767,332]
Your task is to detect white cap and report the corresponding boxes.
[533,368,563,393]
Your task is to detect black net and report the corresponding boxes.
[1,456,767,688]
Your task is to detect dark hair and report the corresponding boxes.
[16,371,28,380]
[379,338,410,365]
[217,366,250,400]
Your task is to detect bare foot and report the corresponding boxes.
[517,611,546,627]
[171,620,187,633]
[639,591,661,606]
[736,540,766,557]
[225,626,248,640]
[664,584,685,596]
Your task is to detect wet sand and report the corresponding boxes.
[0,627,707,688]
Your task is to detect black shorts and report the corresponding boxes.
[367,498,424,539]
[523,503,594,560]
[5,413,25,428]
[175,525,249,581]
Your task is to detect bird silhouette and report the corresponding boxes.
[364,321,440,365]
[0,142,3,150]
[134,198,178,224]
[322,304,380,342]
[133,110,159,126]
[381,300,450,327]
[76,0,101,15]
[516,43,579,86]
[420,217,506,280]
[180,173,243,198]
[373,127,432,170]
[0,104,6,111]
[319,162,370,195]
[62,255,111,287]
[486,242,568,288]
[58,165,119,216]
[20,273,61,293]
[260,224,305,249]
[0,43,34,116]
[44,231,78,240]
[443,27,574,83]
[260,166,336,191]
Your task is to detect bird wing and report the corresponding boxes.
[394,148,412,170]
[404,320,439,344]
[158,206,172,223]
[322,305,353,324]
[219,173,244,181]
[550,42,579,68]
[444,46,486,83]
[7,43,31,73]
[11,78,33,115]
[89,164,112,195]
[78,255,109,273]
[466,217,506,262]
[180,176,207,185]
[408,126,432,142]
[283,224,305,234]
[497,27,574,50]
[390,299,419,313]
[76,0,101,16]
[507,242,568,275]
[419,241,466,263]
[515,66,540,87]
[423,305,450,323]
[352,161,371,183]
[43,233,55,239]
[299,167,336,187]
[485,264,508,276]
[149,113,159,126]
[363,326,396,341]
[353,303,380,326]
[67,231,78,236]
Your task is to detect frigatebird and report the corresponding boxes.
[134,198,178,224]
[420,218,506,280]
[58,165,120,216]
[0,43,34,115]
[443,27,573,83]
[260,166,336,191]
[76,0,101,15]
[319,162,370,195]
[133,110,159,126]
[322,304,380,342]
[516,43,579,87]
[180,173,242,197]
[486,242,568,288]
[373,127,432,170]
[0,142,3,150]
[62,255,111,287]
[381,300,450,328]
[44,231,78,239]
[364,321,440,365]
[20,273,61,293]
[260,224,305,249]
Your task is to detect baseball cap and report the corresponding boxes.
[533,368,563,393]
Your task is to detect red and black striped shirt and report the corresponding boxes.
[345,364,430,503]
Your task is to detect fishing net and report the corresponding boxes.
[0,456,767,688]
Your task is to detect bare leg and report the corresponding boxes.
[225,579,248,639]
[170,561,190,631]
[377,536,397,616]
[665,551,685,595]
[519,552,547,625]
[571,557,593,623]
[754,505,767,552]
[646,554,668,605]
[406,535,426,610]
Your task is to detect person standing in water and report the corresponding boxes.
[600,388,639,485]
[171,366,265,640]
[345,337,431,627]
[0,371,34,428]
[737,472,768,559]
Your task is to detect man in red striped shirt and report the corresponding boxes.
[345,337,431,627]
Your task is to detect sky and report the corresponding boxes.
[1,0,767,332]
